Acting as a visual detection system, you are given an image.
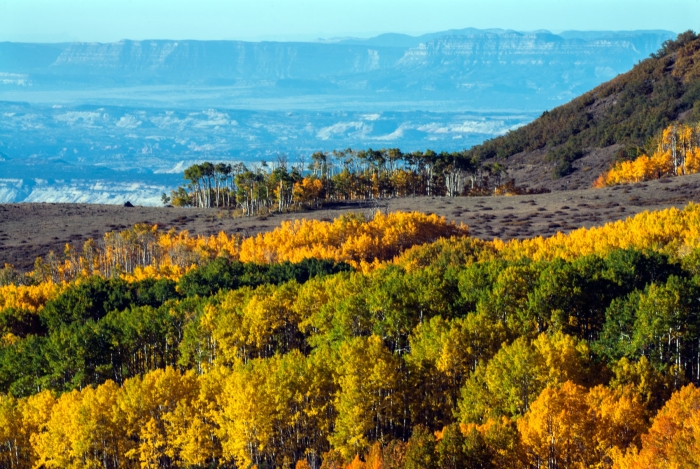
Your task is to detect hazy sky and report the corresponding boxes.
[0,0,697,43]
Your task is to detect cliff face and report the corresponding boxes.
[396,32,665,68]
[0,30,673,85]
[47,40,404,79]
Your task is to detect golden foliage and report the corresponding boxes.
[0,282,64,312]
[494,203,700,262]
[518,382,598,469]
[28,199,700,299]
[613,384,700,468]
[519,382,647,469]
[596,123,700,187]
[238,211,467,269]
[27,211,467,287]
[7,200,700,469]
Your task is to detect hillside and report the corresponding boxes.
[467,30,700,191]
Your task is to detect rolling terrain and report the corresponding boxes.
[3,29,700,469]
[2,172,699,272]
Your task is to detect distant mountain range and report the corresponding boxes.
[0,28,678,204]
[0,28,675,109]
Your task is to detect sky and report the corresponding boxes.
[0,0,698,43]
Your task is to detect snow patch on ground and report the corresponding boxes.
[316,122,371,140]
[0,179,166,205]
[416,120,507,135]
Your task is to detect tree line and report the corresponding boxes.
[165,149,548,215]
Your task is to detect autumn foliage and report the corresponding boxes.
[594,123,700,187]
[3,204,700,468]
[5,30,700,469]
[237,211,467,268]
[6,211,465,287]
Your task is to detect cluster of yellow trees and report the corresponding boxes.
[594,123,700,187]
[236,212,466,268]
[7,203,700,314]
[495,203,700,261]
[393,202,700,267]
[0,364,694,469]
[23,212,467,284]
[0,318,699,468]
[519,381,700,469]
[0,281,64,314]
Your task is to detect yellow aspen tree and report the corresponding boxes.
[329,335,402,460]
[215,359,278,468]
[518,381,597,469]
[117,367,199,468]
[614,384,700,469]
[33,382,124,469]
[31,390,83,469]
[587,385,648,465]
[164,367,225,466]
[19,390,56,467]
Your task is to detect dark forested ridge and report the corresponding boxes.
[467,30,700,187]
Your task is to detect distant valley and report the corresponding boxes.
[0,103,533,204]
[0,28,675,204]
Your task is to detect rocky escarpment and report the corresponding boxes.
[47,40,404,80]
[0,29,673,87]
[397,32,659,66]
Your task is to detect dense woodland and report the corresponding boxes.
[3,205,700,467]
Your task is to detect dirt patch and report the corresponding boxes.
[497,145,621,192]
[3,174,700,272]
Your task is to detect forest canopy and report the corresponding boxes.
[2,204,700,468]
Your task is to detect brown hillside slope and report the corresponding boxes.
[468,30,700,190]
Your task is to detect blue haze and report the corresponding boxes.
[0,28,676,204]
